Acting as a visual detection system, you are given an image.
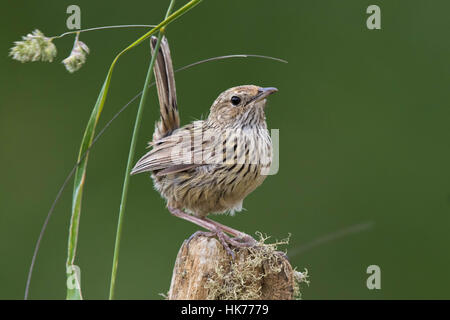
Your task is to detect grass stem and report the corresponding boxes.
[108,0,176,300]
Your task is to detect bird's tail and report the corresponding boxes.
[151,36,179,141]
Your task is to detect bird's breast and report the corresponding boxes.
[152,126,272,216]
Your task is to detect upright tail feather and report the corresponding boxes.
[151,36,180,141]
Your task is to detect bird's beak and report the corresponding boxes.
[253,87,278,102]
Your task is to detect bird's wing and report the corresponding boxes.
[131,122,220,176]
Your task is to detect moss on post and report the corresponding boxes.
[168,233,308,300]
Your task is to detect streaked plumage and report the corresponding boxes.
[131,36,277,254]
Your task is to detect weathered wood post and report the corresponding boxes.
[168,233,304,300]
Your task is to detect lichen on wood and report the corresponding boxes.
[168,232,308,300]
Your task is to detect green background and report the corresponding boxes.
[1,0,449,299]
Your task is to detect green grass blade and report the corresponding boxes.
[108,0,176,299]
[65,0,203,300]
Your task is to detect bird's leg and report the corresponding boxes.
[203,217,257,247]
[203,217,244,237]
[168,207,237,258]
[168,207,217,231]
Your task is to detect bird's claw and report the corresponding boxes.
[231,234,258,247]
[189,229,258,260]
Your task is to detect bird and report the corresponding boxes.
[131,36,278,257]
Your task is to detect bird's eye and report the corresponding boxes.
[231,96,241,106]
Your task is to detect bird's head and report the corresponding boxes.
[207,85,278,129]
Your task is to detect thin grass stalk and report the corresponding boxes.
[108,0,177,300]
[66,0,202,300]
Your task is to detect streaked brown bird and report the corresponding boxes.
[131,36,278,256]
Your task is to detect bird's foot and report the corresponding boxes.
[194,228,258,260]
[230,234,258,247]
[187,230,215,244]
[213,227,237,259]
[168,207,258,259]
[186,229,235,258]
[202,217,258,248]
